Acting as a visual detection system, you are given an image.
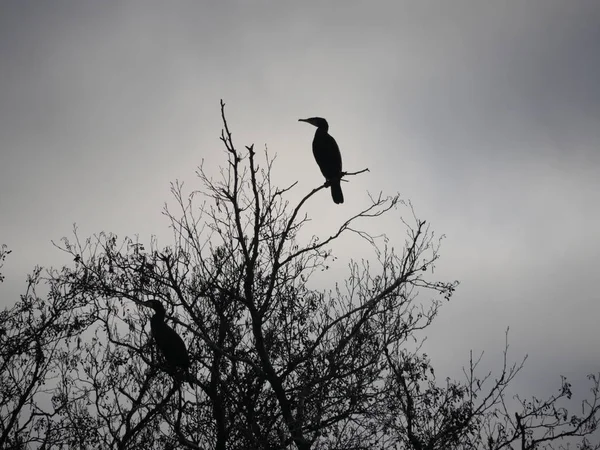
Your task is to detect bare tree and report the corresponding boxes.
[380,331,599,450]
[1,103,598,449]
[0,262,95,449]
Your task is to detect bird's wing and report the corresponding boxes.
[313,133,343,180]
[158,324,190,367]
[327,134,342,171]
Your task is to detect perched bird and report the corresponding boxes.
[299,117,344,204]
[143,299,190,372]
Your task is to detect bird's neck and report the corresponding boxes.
[151,312,166,327]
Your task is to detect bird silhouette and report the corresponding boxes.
[299,117,344,204]
[143,299,190,374]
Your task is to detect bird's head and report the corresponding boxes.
[299,117,329,131]
[143,299,166,316]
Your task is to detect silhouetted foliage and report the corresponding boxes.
[1,103,598,449]
[0,244,11,283]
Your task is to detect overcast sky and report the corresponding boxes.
[1,0,599,404]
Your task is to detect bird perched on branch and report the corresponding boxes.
[299,117,344,204]
[143,299,190,374]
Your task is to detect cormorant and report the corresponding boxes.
[299,117,344,204]
[143,299,190,372]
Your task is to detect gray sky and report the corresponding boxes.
[1,0,599,404]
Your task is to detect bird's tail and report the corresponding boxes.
[330,179,344,204]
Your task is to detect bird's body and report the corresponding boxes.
[299,117,344,204]
[143,300,190,372]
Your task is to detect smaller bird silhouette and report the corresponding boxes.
[299,117,344,204]
[143,299,190,373]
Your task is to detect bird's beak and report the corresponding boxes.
[298,118,308,123]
